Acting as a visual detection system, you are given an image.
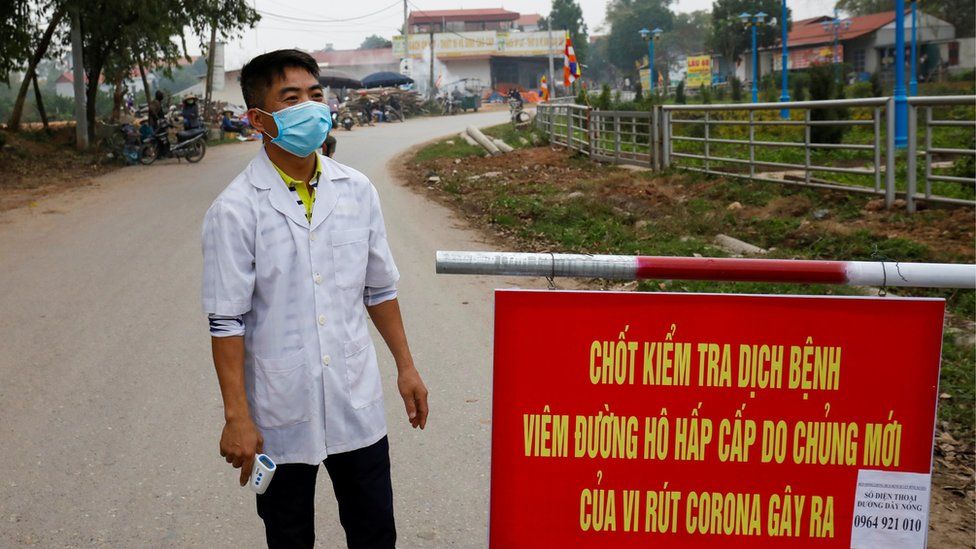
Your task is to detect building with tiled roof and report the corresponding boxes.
[738,9,969,88]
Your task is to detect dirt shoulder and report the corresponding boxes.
[399,132,976,548]
[0,128,120,213]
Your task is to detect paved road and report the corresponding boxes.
[0,110,519,547]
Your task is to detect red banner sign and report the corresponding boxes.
[490,290,944,548]
[774,45,843,70]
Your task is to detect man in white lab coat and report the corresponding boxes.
[201,49,429,549]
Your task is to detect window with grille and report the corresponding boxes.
[853,49,866,73]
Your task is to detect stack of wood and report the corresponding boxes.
[348,88,425,117]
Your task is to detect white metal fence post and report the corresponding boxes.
[885,97,897,209]
[907,103,918,213]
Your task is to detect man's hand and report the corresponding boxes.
[397,366,429,429]
[219,417,264,486]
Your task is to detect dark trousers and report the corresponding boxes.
[256,436,396,549]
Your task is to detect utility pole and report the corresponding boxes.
[428,30,435,100]
[70,7,88,150]
[403,0,408,47]
[204,21,217,120]
[402,0,409,76]
[547,23,555,99]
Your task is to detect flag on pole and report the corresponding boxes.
[540,75,549,101]
[563,31,580,87]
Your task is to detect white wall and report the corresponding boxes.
[55,81,73,98]
[442,58,491,90]
[957,37,976,70]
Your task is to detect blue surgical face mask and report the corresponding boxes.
[257,100,332,158]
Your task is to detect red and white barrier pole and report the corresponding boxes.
[435,251,976,289]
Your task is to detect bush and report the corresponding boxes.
[699,84,711,104]
[730,75,743,102]
[952,137,976,178]
[847,81,874,98]
[675,80,686,104]
[714,83,727,101]
[869,71,884,96]
[595,84,612,110]
[576,86,588,106]
[948,69,975,83]
[808,63,849,144]
[761,76,779,103]
[789,71,809,102]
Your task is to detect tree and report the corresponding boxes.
[540,0,588,63]
[708,0,787,72]
[834,0,889,15]
[661,10,710,59]
[0,0,35,84]
[359,35,392,49]
[658,10,710,88]
[584,35,618,84]
[7,4,66,131]
[605,0,675,79]
[70,0,259,143]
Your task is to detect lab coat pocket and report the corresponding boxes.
[344,335,382,409]
[332,228,369,290]
[252,349,312,429]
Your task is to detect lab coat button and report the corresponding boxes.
[310,233,317,241]
[322,355,331,366]
[314,273,322,284]
[318,314,326,326]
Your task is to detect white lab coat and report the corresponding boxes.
[201,147,399,464]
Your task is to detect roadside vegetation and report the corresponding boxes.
[407,123,975,453]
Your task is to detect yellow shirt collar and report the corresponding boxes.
[270,155,322,190]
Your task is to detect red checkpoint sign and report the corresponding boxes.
[489,290,944,548]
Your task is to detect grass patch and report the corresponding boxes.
[413,138,483,161]
[414,122,550,163]
[408,141,976,445]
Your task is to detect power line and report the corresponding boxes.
[258,25,397,35]
[256,0,401,24]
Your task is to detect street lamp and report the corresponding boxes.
[639,27,664,94]
[740,11,767,103]
[779,0,790,118]
[821,9,852,85]
[910,0,918,96]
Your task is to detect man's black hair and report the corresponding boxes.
[240,49,320,110]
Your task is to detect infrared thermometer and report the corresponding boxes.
[247,454,276,495]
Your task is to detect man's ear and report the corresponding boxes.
[248,108,277,137]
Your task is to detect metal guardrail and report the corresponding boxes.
[663,97,896,206]
[589,110,656,168]
[907,95,976,212]
[536,96,976,211]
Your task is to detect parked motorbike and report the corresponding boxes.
[440,93,461,115]
[336,105,356,131]
[509,98,530,125]
[139,122,207,165]
[382,103,403,122]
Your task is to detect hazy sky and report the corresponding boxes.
[205,0,838,69]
